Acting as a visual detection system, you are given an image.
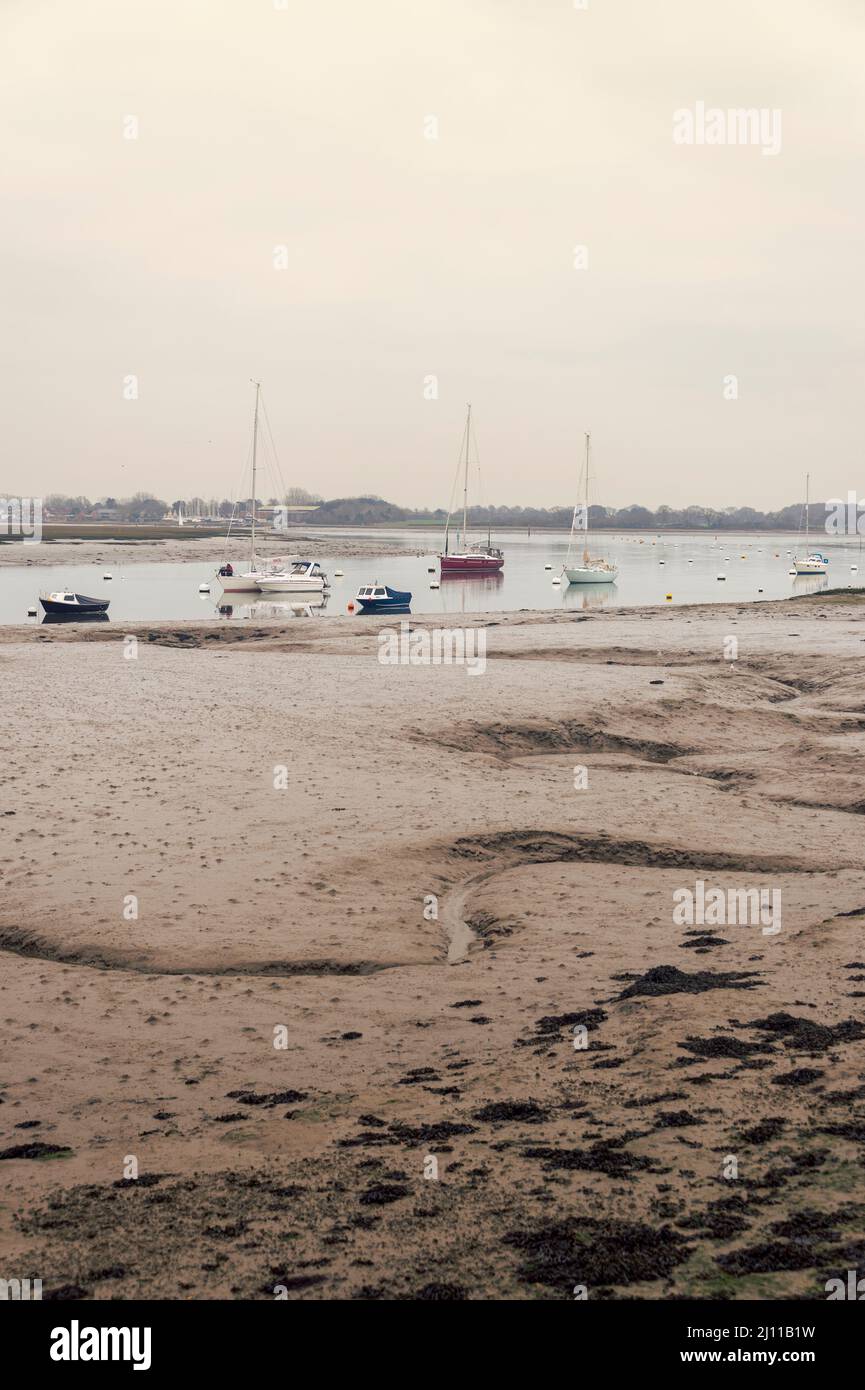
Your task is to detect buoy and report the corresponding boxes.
[544,563,552,570]
[552,577,561,585]
[758,588,764,593]
[198,584,210,593]
[665,593,672,601]
[788,569,796,576]
[427,567,435,573]
[659,560,665,565]
[347,601,356,612]
[852,565,858,572]
[716,574,726,581]
[429,581,440,589]
[27,606,37,617]
[103,573,112,580]
[334,569,344,578]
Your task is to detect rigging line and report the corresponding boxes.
[222,434,254,559]
[444,415,469,532]
[259,393,290,501]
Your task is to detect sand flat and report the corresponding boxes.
[1,595,864,1299]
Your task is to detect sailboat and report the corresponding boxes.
[216,381,285,593]
[439,404,504,574]
[561,433,618,584]
[792,474,829,575]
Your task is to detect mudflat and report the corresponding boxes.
[1,595,864,1300]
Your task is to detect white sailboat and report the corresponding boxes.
[561,433,618,585]
[792,473,829,575]
[216,381,286,593]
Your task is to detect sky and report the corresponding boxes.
[2,0,863,510]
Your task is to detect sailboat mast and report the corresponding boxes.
[250,380,260,567]
[583,432,591,564]
[805,471,810,549]
[462,403,471,550]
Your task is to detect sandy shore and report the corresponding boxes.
[1,593,864,1300]
[0,532,421,569]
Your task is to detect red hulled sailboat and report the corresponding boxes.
[439,404,504,575]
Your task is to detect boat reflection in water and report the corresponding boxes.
[791,574,829,598]
[561,582,618,611]
[437,571,504,614]
[40,611,110,625]
[215,594,329,620]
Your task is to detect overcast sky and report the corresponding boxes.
[3,0,862,509]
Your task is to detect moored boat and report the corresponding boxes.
[561,433,618,585]
[793,475,829,575]
[354,583,412,613]
[215,381,289,592]
[439,405,504,575]
[257,560,329,594]
[39,591,110,616]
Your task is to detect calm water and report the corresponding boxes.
[3,529,863,624]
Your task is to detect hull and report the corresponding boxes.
[219,577,262,593]
[257,577,325,594]
[563,567,618,585]
[793,560,828,575]
[217,569,266,592]
[357,600,411,613]
[440,554,504,574]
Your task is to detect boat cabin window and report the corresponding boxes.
[374,588,387,597]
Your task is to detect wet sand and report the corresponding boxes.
[1,594,864,1300]
[0,532,420,569]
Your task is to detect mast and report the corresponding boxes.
[583,432,591,565]
[804,471,810,549]
[462,403,471,551]
[250,380,260,568]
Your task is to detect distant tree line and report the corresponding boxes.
[29,491,819,530]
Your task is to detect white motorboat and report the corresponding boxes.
[257,560,329,594]
[793,474,829,575]
[561,433,618,584]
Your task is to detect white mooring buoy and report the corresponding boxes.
[198,584,210,593]
[429,580,440,589]
[334,569,344,577]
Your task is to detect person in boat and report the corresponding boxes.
[218,562,234,577]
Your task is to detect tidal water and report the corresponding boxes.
[3,528,862,625]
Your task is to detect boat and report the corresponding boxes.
[39,591,110,616]
[793,474,829,575]
[561,433,618,584]
[216,382,288,592]
[354,583,412,613]
[439,404,504,574]
[257,560,329,594]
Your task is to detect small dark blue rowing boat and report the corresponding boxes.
[39,590,110,617]
[355,583,412,613]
